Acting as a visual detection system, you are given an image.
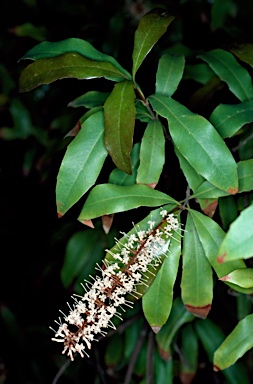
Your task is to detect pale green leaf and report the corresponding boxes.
[220,268,253,289]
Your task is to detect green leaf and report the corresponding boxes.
[195,318,249,384]
[137,120,165,187]
[189,209,246,279]
[230,43,253,68]
[174,147,204,191]
[68,91,110,108]
[20,37,131,79]
[198,49,253,102]
[104,80,136,174]
[60,229,105,288]
[181,213,213,318]
[19,53,129,92]
[217,204,253,262]
[184,63,215,84]
[109,143,140,186]
[214,314,253,371]
[210,100,253,138]
[219,195,238,231]
[78,184,178,221]
[192,160,253,198]
[56,111,107,217]
[179,324,198,377]
[155,54,185,97]
[103,205,179,299]
[142,228,181,330]
[149,94,238,194]
[237,159,253,193]
[132,9,175,79]
[156,297,194,359]
[154,350,173,383]
[135,100,153,123]
[220,268,253,289]
[105,333,124,366]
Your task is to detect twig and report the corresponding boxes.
[146,330,155,384]
[124,322,148,384]
[52,358,71,384]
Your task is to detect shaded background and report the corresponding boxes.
[1,0,253,383]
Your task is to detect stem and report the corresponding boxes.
[134,84,157,121]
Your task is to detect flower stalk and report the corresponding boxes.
[51,210,180,361]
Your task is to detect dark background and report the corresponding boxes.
[1,0,253,383]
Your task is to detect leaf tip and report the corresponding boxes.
[102,214,114,234]
[217,252,226,263]
[151,326,161,334]
[213,364,220,372]
[228,187,238,195]
[79,219,94,228]
[203,200,218,217]
[219,274,229,281]
[185,304,211,318]
[57,212,63,218]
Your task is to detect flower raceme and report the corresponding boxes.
[51,210,180,361]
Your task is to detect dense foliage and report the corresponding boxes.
[1,1,253,383]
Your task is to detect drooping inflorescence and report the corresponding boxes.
[50,210,180,361]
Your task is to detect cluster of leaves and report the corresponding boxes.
[18,5,253,384]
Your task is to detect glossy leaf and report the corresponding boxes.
[56,111,107,216]
[104,80,136,174]
[217,204,253,262]
[142,228,181,330]
[154,350,173,383]
[210,100,253,138]
[137,120,165,187]
[78,184,178,221]
[198,49,253,102]
[230,43,253,68]
[195,318,249,384]
[174,147,204,191]
[237,159,253,193]
[103,205,179,299]
[214,314,253,371]
[20,37,131,79]
[184,63,214,84]
[68,91,110,108]
[219,195,238,231]
[109,143,140,186]
[149,94,238,194]
[132,9,175,79]
[135,99,153,123]
[155,54,185,97]
[19,53,129,92]
[191,159,253,199]
[181,213,213,318]
[189,209,246,279]
[220,268,253,288]
[156,297,194,360]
